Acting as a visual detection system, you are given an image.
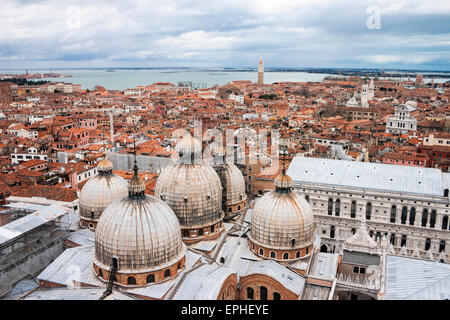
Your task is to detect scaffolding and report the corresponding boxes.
[0,206,70,297]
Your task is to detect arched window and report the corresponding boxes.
[296,251,300,258]
[409,207,416,225]
[445,189,449,197]
[422,209,428,227]
[351,201,356,218]
[164,269,171,278]
[335,199,341,216]
[283,252,289,260]
[425,238,431,251]
[376,232,381,242]
[401,235,407,247]
[291,239,295,247]
[238,205,241,210]
[127,276,136,285]
[439,240,446,253]
[330,226,335,239]
[177,262,182,269]
[401,206,407,224]
[273,292,281,300]
[320,245,328,253]
[430,210,437,228]
[270,251,276,259]
[442,216,449,230]
[211,225,215,233]
[246,287,254,300]
[390,233,396,246]
[305,195,309,203]
[260,286,268,300]
[328,198,333,215]
[90,211,94,219]
[98,269,103,278]
[228,207,232,212]
[259,248,264,256]
[220,257,225,263]
[306,247,309,255]
[146,274,155,283]
[366,203,372,220]
[198,228,204,236]
[112,257,118,270]
[390,205,397,223]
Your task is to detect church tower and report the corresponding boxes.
[257,57,264,85]
[361,79,369,108]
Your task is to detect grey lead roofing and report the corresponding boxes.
[384,255,450,300]
[287,156,450,197]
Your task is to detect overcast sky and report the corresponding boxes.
[1,0,449,70]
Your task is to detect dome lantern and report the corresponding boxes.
[128,160,145,199]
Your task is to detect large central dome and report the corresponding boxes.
[154,132,224,243]
[93,161,186,287]
[248,169,315,261]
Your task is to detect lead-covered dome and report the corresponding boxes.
[155,132,224,243]
[93,162,186,287]
[209,144,247,216]
[222,163,247,209]
[248,170,315,261]
[79,158,128,230]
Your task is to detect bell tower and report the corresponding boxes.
[257,56,264,85]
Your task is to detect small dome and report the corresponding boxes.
[222,163,247,207]
[174,132,202,164]
[94,163,186,282]
[79,161,128,226]
[249,172,314,252]
[275,173,293,190]
[97,158,113,172]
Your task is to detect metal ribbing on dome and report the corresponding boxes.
[94,195,186,272]
[250,189,315,250]
[155,163,223,227]
[79,160,128,221]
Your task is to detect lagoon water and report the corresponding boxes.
[3,68,333,90]
[3,68,447,90]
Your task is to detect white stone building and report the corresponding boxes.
[385,102,418,134]
[287,156,450,264]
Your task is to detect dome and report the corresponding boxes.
[79,159,128,229]
[97,158,113,172]
[174,132,203,164]
[155,133,224,242]
[94,162,186,286]
[248,171,315,260]
[222,163,247,207]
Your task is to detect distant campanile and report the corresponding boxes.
[258,56,264,85]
